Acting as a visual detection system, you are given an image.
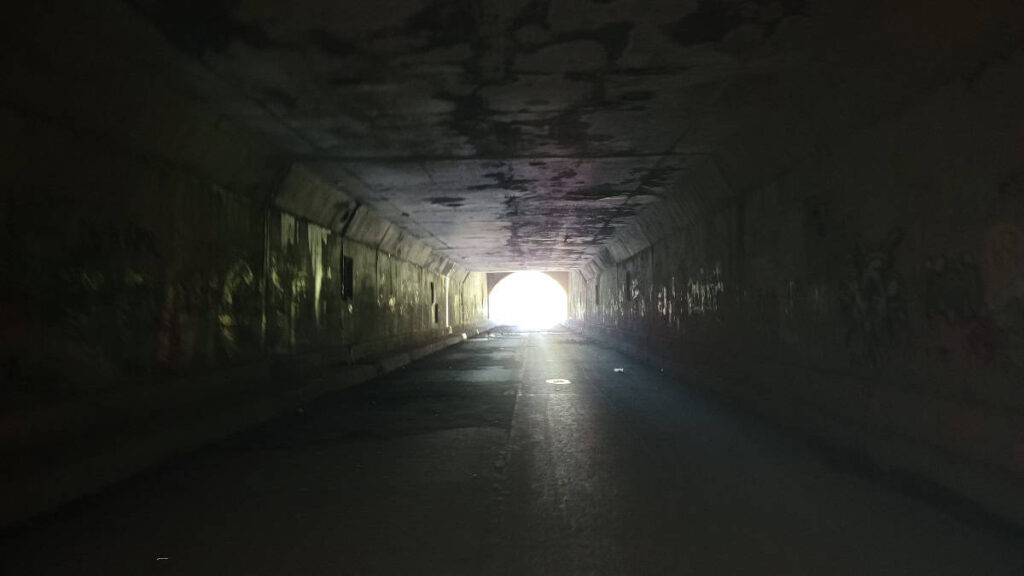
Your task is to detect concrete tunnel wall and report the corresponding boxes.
[0,4,489,525]
[2,118,488,394]
[567,51,1024,524]
[0,1,491,394]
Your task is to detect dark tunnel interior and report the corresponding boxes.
[2,0,1024,573]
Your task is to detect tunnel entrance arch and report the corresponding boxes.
[487,272,568,328]
[487,271,568,295]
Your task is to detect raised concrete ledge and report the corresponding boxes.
[408,335,463,361]
[377,352,412,373]
[377,326,486,371]
[565,319,1024,532]
[0,324,494,530]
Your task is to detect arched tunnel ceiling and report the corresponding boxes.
[132,0,1022,271]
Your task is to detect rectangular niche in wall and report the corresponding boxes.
[430,281,438,324]
[341,255,354,300]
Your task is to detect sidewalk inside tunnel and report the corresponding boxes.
[1,329,1021,575]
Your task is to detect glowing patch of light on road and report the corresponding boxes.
[490,272,568,329]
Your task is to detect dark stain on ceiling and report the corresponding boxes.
[126,0,1021,270]
[427,196,466,208]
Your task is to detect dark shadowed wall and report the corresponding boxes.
[569,53,1024,523]
[0,3,488,404]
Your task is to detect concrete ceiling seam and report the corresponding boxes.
[274,164,467,276]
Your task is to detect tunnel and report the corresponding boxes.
[1,1,1024,573]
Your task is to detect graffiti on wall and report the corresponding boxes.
[686,264,725,315]
[924,255,983,323]
[839,228,907,368]
[655,277,675,327]
[922,253,997,361]
[217,259,259,360]
[59,222,164,371]
[267,212,308,353]
[980,174,1024,368]
[307,225,330,324]
[915,175,1024,369]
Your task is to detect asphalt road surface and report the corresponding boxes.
[2,329,1022,575]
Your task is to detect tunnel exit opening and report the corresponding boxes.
[488,272,568,329]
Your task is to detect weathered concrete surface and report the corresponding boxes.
[90,0,1020,271]
[2,330,1021,574]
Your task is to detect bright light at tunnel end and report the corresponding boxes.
[489,272,568,329]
